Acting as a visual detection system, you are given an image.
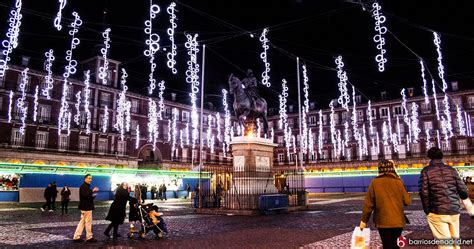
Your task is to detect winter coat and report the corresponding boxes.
[51,184,58,199]
[361,173,411,228]
[60,188,71,202]
[78,182,95,211]
[419,159,469,215]
[44,186,52,200]
[105,188,130,224]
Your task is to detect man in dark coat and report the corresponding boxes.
[50,181,58,211]
[141,184,147,201]
[419,147,470,245]
[163,184,167,201]
[73,174,99,242]
[151,185,157,200]
[104,183,130,238]
[41,183,53,212]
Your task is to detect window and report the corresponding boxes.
[457,140,467,154]
[35,132,48,149]
[333,113,339,124]
[131,99,140,113]
[451,97,462,108]
[289,153,295,163]
[357,110,364,122]
[79,136,89,152]
[310,153,316,162]
[38,105,51,123]
[323,131,328,141]
[288,118,294,128]
[420,102,432,114]
[441,141,450,152]
[381,91,387,100]
[182,148,188,161]
[165,107,172,119]
[451,81,459,91]
[131,119,138,134]
[380,107,389,118]
[321,114,327,125]
[277,136,284,145]
[58,134,69,151]
[309,116,317,126]
[268,121,273,128]
[355,95,362,103]
[162,124,168,140]
[278,153,284,163]
[16,74,30,92]
[13,99,25,120]
[423,121,433,132]
[66,85,74,100]
[393,106,403,116]
[117,141,126,155]
[11,129,24,147]
[342,112,349,122]
[100,92,111,107]
[468,96,474,109]
[40,81,52,97]
[98,139,108,154]
[182,111,190,123]
[367,108,377,120]
[79,112,88,129]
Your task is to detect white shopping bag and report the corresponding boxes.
[462,198,474,216]
[351,226,370,249]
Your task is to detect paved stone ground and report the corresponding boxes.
[0,194,473,248]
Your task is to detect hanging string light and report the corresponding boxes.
[432,79,441,120]
[419,59,429,104]
[180,129,184,149]
[329,101,337,154]
[58,12,82,136]
[318,110,323,156]
[135,125,140,149]
[362,124,368,156]
[185,122,190,146]
[256,118,261,137]
[53,0,67,31]
[102,105,109,133]
[17,68,28,135]
[114,69,130,141]
[351,86,360,148]
[185,34,200,148]
[425,129,432,148]
[73,91,81,125]
[7,91,13,123]
[259,28,271,87]
[301,64,310,154]
[222,89,231,154]
[400,89,412,143]
[387,108,393,144]
[308,128,315,157]
[98,28,111,85]
[166,2,177,74]
[376,131,381,154]
[367,101,374,134]
[171,108,178,157]
[42,49,55,99]
[371,2,387,72]
[216,112,221,143]
[382,121,389,146]
[270,127,275,142]
[396,116,402,145]
[464,112,472,137]
[33,85,39,122]
[411,102,421,143]
[157,80,165,119]
[144,1,160,94]
[336,130,342,158]
[82,70,91,134]
[0,0,23,77]
[207,114,215,154]
[456,105,466,136]
[147,98,159,151]
[278,79,288,130]
[335,56,350,110]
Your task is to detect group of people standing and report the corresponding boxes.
[41,181,71,215]
[150,184,168,200]
[360,147,473,249]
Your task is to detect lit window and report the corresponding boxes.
[36,132,48,149]
[58,134,69,151]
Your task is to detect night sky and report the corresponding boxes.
[1,0,473,112]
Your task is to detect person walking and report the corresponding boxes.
[134,184,142,204]
[60,185,71,216]
[41,183,53,212]
[360,160,411,249]
[141,184,147,201]
[51,181,58,211]
[186,183,191,199]
[151,185,157,200]
[104,182,130,238]
[73,174,99,243]
[419,147,470,249]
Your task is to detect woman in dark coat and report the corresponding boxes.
[104,182,130,238]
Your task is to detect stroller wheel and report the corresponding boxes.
[158,232,163,238]
[127,232,133,239]
[139,233,146,239]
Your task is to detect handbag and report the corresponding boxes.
[351,226,370,249]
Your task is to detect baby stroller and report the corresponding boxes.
[128,201,168,239]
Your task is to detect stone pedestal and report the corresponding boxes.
[224,136,278,210]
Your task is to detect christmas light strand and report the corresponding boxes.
[17,68,28,135]
[419,59,429,104]
[432,79,440,120]
[166,2,177,74]
[433,32,448,92]
[259,28,271,87]
[371,2,387,72]
[411,102,421,143]
[53,0,67,31]
[102,105,109,133]
[278,79,289,130]
[157,80,165,119]
[114,69,130,141]
[206,114,215,154]
[335,56,350,111]
[7,91,13,123]
[216,112,221,142]
[42,49,55,99]
[83,70,91,134]
[185,34,200,148]
[318,110,323,155]
[301,64,310,154]
[98,28,111,85]
[144,1,161,94]
[425,129,432,148]
[456,105,466,136]
[367,100,374,134]
[171,108,178,157]
[0,0,23,78]
[147,98,159,151]
[73,91,81,125]
[222,89,231,154]
[400,88,412,142]
[135,125,140,149]
[33,85,39,122]
[329,101,337,154]
[351,86,360,148]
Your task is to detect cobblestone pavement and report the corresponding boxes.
[0,194,473,248]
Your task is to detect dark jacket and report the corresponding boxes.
[418,160,469,215]
[44,186,52,200]
[60,187,71,202]
[51,184,58,199]
[78,182,95,211]
[361,173,411,228]
[105,188,130,224]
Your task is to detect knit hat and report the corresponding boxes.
[378,159,397,175]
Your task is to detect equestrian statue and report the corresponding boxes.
[228,69,268,136]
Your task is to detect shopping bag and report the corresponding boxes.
[351,226,370,249]
[462,198,474,216]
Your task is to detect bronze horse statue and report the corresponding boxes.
[228,73,269,135]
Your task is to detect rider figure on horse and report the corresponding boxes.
[242,69,259,108]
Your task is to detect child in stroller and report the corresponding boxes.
[128,199,168,239]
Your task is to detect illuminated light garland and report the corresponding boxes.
[411,102,421,143]
[436,130,441,148]
[114,69,130,141]
[367,101,374,134]
[82,70,91,134]
[135,125,140,149]
[441,117,449,148]
[335,56,350,110]
[98,28,111,85]
[292,135,296,155]
[73,91,81,125]
[382,121,389,145]
[400,89,412,142]
[17,68,28,135]
[396,116,401,145]
[42,49,55,99]
[256,118,261,138]
[7,90,13,123]
[171,108,178,157]
[166,2,177,74]
[144,1,161,94]
[432,80,440,120]
[0,0,23,77]
[406,134,410,152]
[329,101,337,152]
[58,12,82,136]
[362,124,368,156]
[456,105,466,136]
[185,34,200,148]
[387,108,393,144]
[53,0,67,31]
[318,110,323,156]
[433,32,448,92]
[336,130,342,158]
[301,64,310,154]
[270,127,275,142]
[392,132,399,153]
[147,98,159,151]
[180,129,184,149]
[371,2,387,72]
[167,119,172,142]
[376,131,381,154]
[259,28,271,87]
[102,105,109,133]
[425,129,432,148]
[207,114,215,154]
[157,80,165,119]
[216,113,221,142]
[184,122,190,146]
[278,79,288,130]
[351,86,360,148]
[442,94,453,138]
[308,128,315,157]
[464,112,472,137]
[222,89,231,154]
[33,85,39,122]
[419,59,429,104]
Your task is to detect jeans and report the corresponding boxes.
[104,222,120,236]
[61,200,69,215]
[378,227,403,249]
